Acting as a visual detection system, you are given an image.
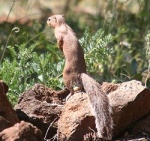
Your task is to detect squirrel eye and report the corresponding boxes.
[48,18,51,21]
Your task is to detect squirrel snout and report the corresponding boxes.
[47,17,56,28]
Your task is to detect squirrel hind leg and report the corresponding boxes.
[66,93,72,101]
[65,82,83,101]
[65,87,74,101]
[66,85,83,101]
[74,86,82,92]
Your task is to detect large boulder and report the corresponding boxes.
[14,80,150,140]
[0,116,11,132]
[131,114,150,135]
[0,80,19,131]
[108,80,150,136]
[15,83,69,139]
[0,121,43,141]
[57,80,150,140]
[57,92,96,141]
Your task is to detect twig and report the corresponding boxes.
[88,127,96,133]
[25,31,44,46]
[0,1,15,62]
[49,103,63,107]
[0,27,20,62]
[44,117,58,141]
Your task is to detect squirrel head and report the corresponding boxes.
[47,14,65,28]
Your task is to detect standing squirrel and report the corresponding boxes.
[47,14,113,140]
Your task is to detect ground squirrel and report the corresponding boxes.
[47,14,113,140]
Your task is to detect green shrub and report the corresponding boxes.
[0,43,64,105]
[144,33,150,87]
[80,27,114,81]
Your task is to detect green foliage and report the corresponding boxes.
[144,33,150,86]
[80,27,114,74]
[79,0,150,84]
[0,43,64,105]
[66,1,149,84]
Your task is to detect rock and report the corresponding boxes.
[0,80,8,93]
[15,83,69,139]
[132,114,150,135]
[13,80,150,140]
[0,80,19,127]
[108,80,150,137]
[0,116,11,132]
[0,121,43,141]
[57,92,96,141]
[101,82,119,94]
[57,80,150,140]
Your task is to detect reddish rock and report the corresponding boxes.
[0,116,11,132]
[108,80,150,137]
[15,83,69,139]
[0,121,43,141]
[132,114,150,135]
[12,80,150,140]
[57,80,150,140]
[58,92,96,141]
[0,80,19,126]
[101,82,119,94]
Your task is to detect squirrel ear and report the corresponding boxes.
[61,14,64,17]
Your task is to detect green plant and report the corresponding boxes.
[0,43,64,106]
[144,33,150,87]
[80,27,114,81]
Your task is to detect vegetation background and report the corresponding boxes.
[0,0,149,105]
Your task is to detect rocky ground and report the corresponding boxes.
[0,80,150,141]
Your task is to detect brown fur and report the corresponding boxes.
[47,15,113,140]
[47,15,86,94]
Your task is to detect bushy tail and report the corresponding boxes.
[80,73,113,140]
